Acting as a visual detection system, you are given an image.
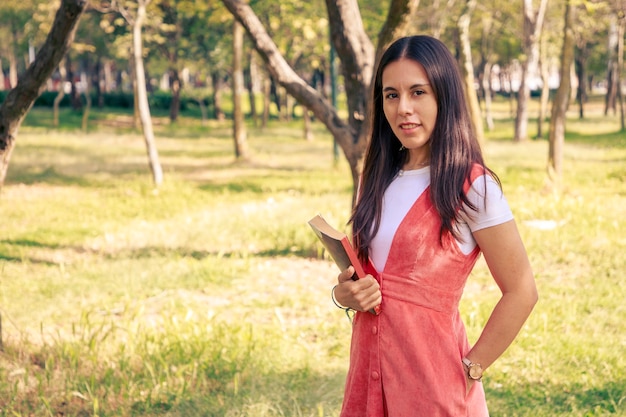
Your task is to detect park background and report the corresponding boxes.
[0,0,625,416]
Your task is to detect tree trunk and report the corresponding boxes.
[548,0,575,185]
[325,0,375,191]
[133,0,163,187]
[478,14,495,132]
[0,0,87,188]
[211,72,226,121]
[130,50,140,129]
[246,50,258,127]
[270,78,282,117]
[287,92,294,122]
[67,54,83,110]
[82,66,92,132]
[605,17,619,116]
[93,57,103,108]
[456,0,484,144]
[304,108,313,141]
[514,0,548,142]
[0,58,5,91]
[430,0,456,38]
[196,98,208,126]
[232,20,248,159]
[103,59,114,93]
[616,15,625,131]
[481,61,494,131]
[53,57,68,127]
[575,46,587,120]
[169,68,181,122]
[8,48,18,89]
[262,73,270,128]
[537,51,550,140]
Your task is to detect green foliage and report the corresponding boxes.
[0,101,625,416]
[0,90,215,115]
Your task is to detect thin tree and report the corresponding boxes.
[547,0,575,186]
[604,15,620,116]
[232,19,248,159]
[0,0,88,188]
[153,0,184,123]
[456,0,484,144]
[536,34,550,139]
[514,0,548,142]
[116,0,163,186]
[81,58,93,132]
[246,50,259,128]
[53,57,68,127]
[0,58,5,92]
[615,10,625,131]
[478,13,495,132]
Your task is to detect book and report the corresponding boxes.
[308,214,366,280]
[308,214,381,315]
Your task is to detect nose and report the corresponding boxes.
[397,94,412,115]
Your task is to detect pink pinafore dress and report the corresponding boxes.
[340,167,490,417]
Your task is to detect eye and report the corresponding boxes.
[413,90,425,96]
[385,92,398,100]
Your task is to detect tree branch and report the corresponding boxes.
[220,0,353,149]
[0,0,88,185]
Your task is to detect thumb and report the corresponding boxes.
[338,266,356,283]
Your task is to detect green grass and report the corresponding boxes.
[0,100,625,416]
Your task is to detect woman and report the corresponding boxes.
[332,35,538,416]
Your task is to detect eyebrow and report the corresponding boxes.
[382,83,430,91]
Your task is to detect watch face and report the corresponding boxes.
[468,364,483,380]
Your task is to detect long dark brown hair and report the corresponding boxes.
[350,35,498,261]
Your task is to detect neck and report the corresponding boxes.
[402,160,430,170]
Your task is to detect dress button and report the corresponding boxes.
[372,326,378,335]
[371,371,380,380]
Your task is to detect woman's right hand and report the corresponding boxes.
[334,266,382,313]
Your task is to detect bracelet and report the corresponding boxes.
[331,285,347,309]
[331,285,355,322]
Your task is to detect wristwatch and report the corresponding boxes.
[462,357,483,381]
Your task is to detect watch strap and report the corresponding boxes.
[462,357,483,380]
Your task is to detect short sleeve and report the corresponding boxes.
[460,175,514,232]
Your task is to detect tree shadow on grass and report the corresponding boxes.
[5,163,153,188]
[0,238,65,266]
[6,166,93,187]
[566,129,626,149]
[0,237,319,267]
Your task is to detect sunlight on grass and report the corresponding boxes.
[0,104,625,416]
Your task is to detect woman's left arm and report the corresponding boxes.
[464,219,538,371]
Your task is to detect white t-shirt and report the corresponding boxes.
[370,166,513,272]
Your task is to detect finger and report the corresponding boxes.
[338,266,356,283]
[353,278,381,310]
[363,290,382,311]
[355,275,379,291]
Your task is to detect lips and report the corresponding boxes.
[400,123,420,129]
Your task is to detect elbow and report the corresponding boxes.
[514,286,538,319]
[529,288,539,311]
[526,278,539,311]
[515,271,539,313]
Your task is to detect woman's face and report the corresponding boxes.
[381,58,437,158]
